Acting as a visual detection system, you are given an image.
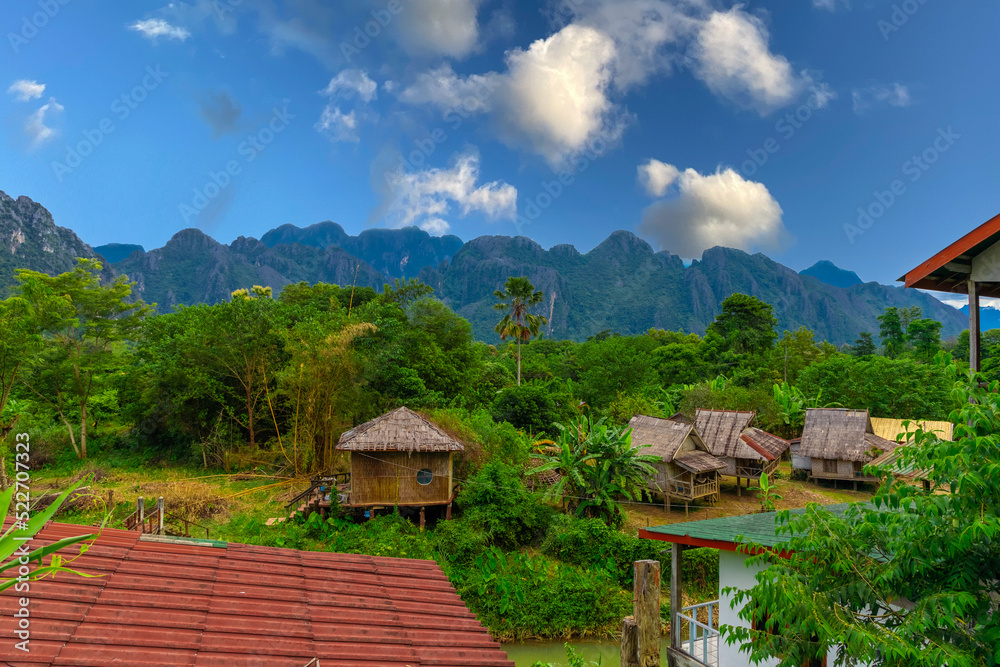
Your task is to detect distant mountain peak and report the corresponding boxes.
[800,260,863,289]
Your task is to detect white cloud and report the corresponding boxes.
[690,7,806,114]
[807,82,838,109]
[321,69,378,103]
[316,70,378,143]
[395,0,483,59]
[315,107,359,143]
[398,65,497,113]
[24,97,64,147]
[638,159,680,197]
[383,151,517,234]
[7,80,45,102]
[813,0,849,10]
[852,83,912,114]
[935,294,1000,311]
[130,18,191,42]
[562,0,701,89]
[493,24,621,167]
[638,163,787,258]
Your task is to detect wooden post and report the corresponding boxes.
[107,490,113,512]
[445,503,452,520]
[670,544,682,650]
[634,560,661,667]
[157,497,164,535]
[970,280,981,372]
[419,506,426,530]
[737,476,741,497]
[621,616,640,667]
[137,497,144,532]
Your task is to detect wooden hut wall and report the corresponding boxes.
[811,458,859,481]
[350,451,451,506]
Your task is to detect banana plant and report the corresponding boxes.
[0,476,101,592]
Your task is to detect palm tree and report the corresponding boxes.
[494,277,548,385]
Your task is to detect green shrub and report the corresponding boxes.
[459,461,554,549]
[491,383,561,436]
[541,515,719,594]
[434,518,488,566]
[450,547,631,641]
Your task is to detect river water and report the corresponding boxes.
[502,639,674,666]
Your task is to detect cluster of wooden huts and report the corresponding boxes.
[328,405,952,521]
[627,410,791,509]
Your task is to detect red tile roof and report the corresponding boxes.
[0,521,514,667]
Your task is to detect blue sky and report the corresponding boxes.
[1,0,998,288]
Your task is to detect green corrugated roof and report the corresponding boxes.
[644,503,852,548]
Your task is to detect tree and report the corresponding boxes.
[491,383,560,435]
[707,294,778,356]
[380,277,434,310]
[19,260,149,458]
[852,332,877,357]
[798,354,950,419]
[899,305,922,335]
[494,277,548,386]
[878,307,906,358]
[723,367,1000,666]
[530,417,658,526]
[907,318,942,360]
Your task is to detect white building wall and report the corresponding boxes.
[718,550,779,667]
[719,551,855,667]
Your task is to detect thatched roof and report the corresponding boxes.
[799,409,896,463]
[674,451,728,474]
[694,409,788,461]
[742,428,790,461]
[629,414,697,460]
[628,414,726,473]
[336,407,464,453]
[870,417,954,443]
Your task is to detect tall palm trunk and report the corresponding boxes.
[516,338,522,386]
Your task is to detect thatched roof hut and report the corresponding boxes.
[799,408,898,484]
[629,414,724,503]
[337,407,464,453]
[693,410,789,488]
[336,407,463,510]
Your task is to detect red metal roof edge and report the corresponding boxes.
[637,529,792,559]
[902,211,1000,287]
[739,433,775,461]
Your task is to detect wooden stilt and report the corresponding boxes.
[737,477,741,497]
[670,544,682,650]
[633,560,661,667]
[621,617,640,667]
[445,503,452,520]
[684,502,688,518]
[419,506,426,530]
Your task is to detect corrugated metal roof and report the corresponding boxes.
[337,407,465,453]
[870,417,954,443]
[641,504,854,549]
[0,521,513,666]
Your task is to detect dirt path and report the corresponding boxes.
[622,462,874,534]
